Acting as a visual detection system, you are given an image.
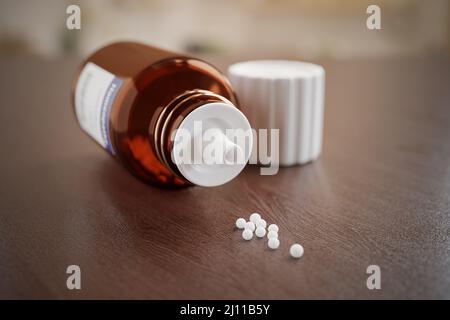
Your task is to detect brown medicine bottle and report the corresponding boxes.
[72,42,252,188]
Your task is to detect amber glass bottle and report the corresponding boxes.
[72,42,252,188]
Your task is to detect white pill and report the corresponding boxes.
[268,237,280,249]
[256,219,267,228]
[268,224,279,233]
[267,230,278,239]
[235,218,246,229]
[242,228,253,240]
[255,226,266,238]
[249,212,261,223]
[290,244,304,258]
[245,221,256,232]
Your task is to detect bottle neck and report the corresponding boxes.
[151,89,236,183]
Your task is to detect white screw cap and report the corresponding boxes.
[228,60,325,166]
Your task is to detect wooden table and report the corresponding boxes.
[0,55,449,299]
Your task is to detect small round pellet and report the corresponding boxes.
[267,230,278,239]
[242,228,253,240]
[249,213,261,224]
[245,221,256,232]
[268,224,279,233]
[236,218,247,229]
[235,218,246,229]
[255,226,266,238]
[290,243,304,258]
[268,237,280,249]
[256,219,267,228]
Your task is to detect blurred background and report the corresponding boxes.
[0,0,449,60]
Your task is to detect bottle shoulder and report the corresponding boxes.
[84,42,183,79]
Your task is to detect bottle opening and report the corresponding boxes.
[171,102,253,187]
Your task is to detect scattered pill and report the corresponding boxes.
[268,224,279,233]
[255,226,266,238]
[267,230,278,239]
[290,243,304,258]
[256,219,267,228]
[249,213,261,223]
[268,237,280,249]
[245,221,256,232]
[235,218,246,229]
[242,228,253,240]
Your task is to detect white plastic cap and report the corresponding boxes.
[171,102,253,187]
[228,60,325,166]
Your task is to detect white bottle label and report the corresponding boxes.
[75,62,123,153]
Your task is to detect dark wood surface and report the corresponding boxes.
[0,55,449,299]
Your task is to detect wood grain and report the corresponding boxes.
[0,56,449,299]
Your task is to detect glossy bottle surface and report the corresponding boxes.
[73,42,239,187]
